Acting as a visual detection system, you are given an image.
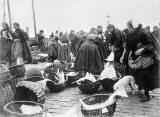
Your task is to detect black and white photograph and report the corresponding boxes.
[0,0,160,117]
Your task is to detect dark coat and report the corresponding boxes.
[74,34,106,75]
[109,28,125,63]
[12,29,32,64]
[127,29,160,90]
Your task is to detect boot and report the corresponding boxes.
[140,90,150,102]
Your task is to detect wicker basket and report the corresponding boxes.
[14,81,46,104]
[101,71,122,92]
[10,76,25,93]
[0,64,13,115]
[46,75,68,92]
[81,94,116,117]
[25,76,44,82]
[78,75,101,94]
[8,64,26,78]
[0,76,14,115]
[3,101,43,117]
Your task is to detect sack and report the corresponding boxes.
[128,56,154,69]
[100,64,117,80]
[106,52,114,61]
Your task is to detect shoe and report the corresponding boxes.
[140,95,150,102]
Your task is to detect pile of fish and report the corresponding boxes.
[72,72,97,88]
[20,104,42,115]
[45,69,65,84]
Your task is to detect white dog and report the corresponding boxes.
[113,75,136,94]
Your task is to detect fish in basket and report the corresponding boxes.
[3,101,43,117]
[45,69,68,92]
[79,90,128,117]
[14,81,46,104]
[44,61,65,73]
[63,62,75,73]
[73,72,101,94]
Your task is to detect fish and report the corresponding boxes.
[79,90,128,110]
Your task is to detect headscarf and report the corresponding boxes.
[13,22,20,27]
[2,22,9,30]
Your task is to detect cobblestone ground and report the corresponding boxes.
[26,63,160,117]
[45,87,160,117]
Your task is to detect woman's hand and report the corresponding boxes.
[120,56,124,63]
[135,48,144,55]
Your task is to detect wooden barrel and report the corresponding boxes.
[14,81,46,104]
[0,64,14,115]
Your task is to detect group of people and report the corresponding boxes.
[46,21,160,102]
[0,22,32,66]
[0,20,160,102]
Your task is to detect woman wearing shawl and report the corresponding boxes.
[74,28,106,75]
[0,22,13,64]
[125,20,160,102]
[48,39,58,62]
[58,33,71,63]
[107,24,126,63]
[10,22,32,65]
[69,30,79,56]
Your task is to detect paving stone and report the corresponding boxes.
[44,87,160,117]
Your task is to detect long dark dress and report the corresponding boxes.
[11,29,32,64]
[74,34,106,75]
[37,34,45,52]
[109,28,125,63]
[58,35,71,62]
[126,29,160,90]
[48,41,58,61]
[69,34,79,56]
[0,29,13,64]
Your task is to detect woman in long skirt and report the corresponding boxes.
[58,33,71,63]
[48,39,58,62]
[10,22,32,65]
[125,20,160,102]
[0,22,13,65]
[74,28,106,75]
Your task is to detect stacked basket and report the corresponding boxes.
[14,81,46,104]
[0,64,14,115]
[8,64,26,93]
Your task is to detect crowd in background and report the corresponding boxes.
[36,21,160,102]
[0,20,160,102]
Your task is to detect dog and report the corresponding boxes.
[113,75,136,94]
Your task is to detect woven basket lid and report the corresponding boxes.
[25,67,43,78]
